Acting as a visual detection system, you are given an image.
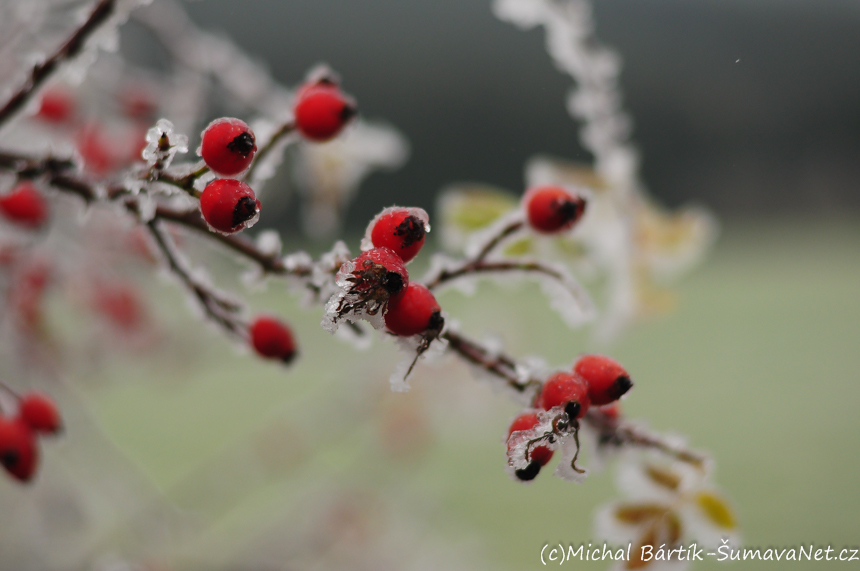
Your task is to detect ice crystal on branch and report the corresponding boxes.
[142,118,188,171]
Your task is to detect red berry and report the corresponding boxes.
[523,185,586,234]
[384,283,443,336]
[36,88,75,124]
[507,412,553,481]
[538,372,590,420]
[18,392,62,435]
[0,418,39,483]
[367,207,428,263]
[77,124,118,175]
[249,315,297,363]
[199,179,260,234]
[294,81,356,142]
[0,183,49,228]
[200,118,257,176]
[599,403,621,419]
[574,354,632,406]
[94,282,146,332]
[120,86,157,120]
[351,247,409,299]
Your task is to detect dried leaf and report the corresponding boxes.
[615,503,667,524]
[664,511,683,545]
[626,525,659,569]
[645,464,681,490]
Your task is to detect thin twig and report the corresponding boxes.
[0,0,117,127]
[441,330,541,394]
[583,408,708,468]
[145,218,246,338]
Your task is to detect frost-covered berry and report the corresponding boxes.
[18,392,62,435]
[199,179,260,234]
[0,182,49,228]
[385,282,443,336]
[523,185,586,234]
[538,372,590,420]
[250,315,297,363]
[574,354,632,406]
[0,417,38,483]
[368,207,429,263]
[294,81,357,142]
[200,118,257,176]
[351,247,409,299]
[507,412,553,481]
[323,247,410,332]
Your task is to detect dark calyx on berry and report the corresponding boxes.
[382,270,404,294]
[427,310,445,332]
[564,401,581,421]
[1,450,18,469]
[232,196,258,228]
[515,461,542,481]
[555,196,586,224]
[340,102,358,123]
[394,215,425,248]
[609,375,633,401]
[226,132,255,156]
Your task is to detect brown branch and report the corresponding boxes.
[423,218,524,290]
[145,218,246,338]
[0,0,117,127]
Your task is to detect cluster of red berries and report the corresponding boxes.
[506,354,632,481]
[197,77,355,234]
[198,118,261,234]
[336,207,442,337]
[522,185,587,234]
[0,392,62,483]
[0,182,49,229]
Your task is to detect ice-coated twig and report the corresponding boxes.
[132,0,292,116]
[441,329,541,395]
[443,327,705,467]
[0,0,117,127]
[145,218,246,338]
[584,407,707,468]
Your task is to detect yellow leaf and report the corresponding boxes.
[696,491,737,529]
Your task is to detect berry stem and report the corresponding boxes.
[244,120,296,182]
[0,0,117,128]
[424,218,525,291]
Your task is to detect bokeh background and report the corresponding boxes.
[2,1,860,570]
